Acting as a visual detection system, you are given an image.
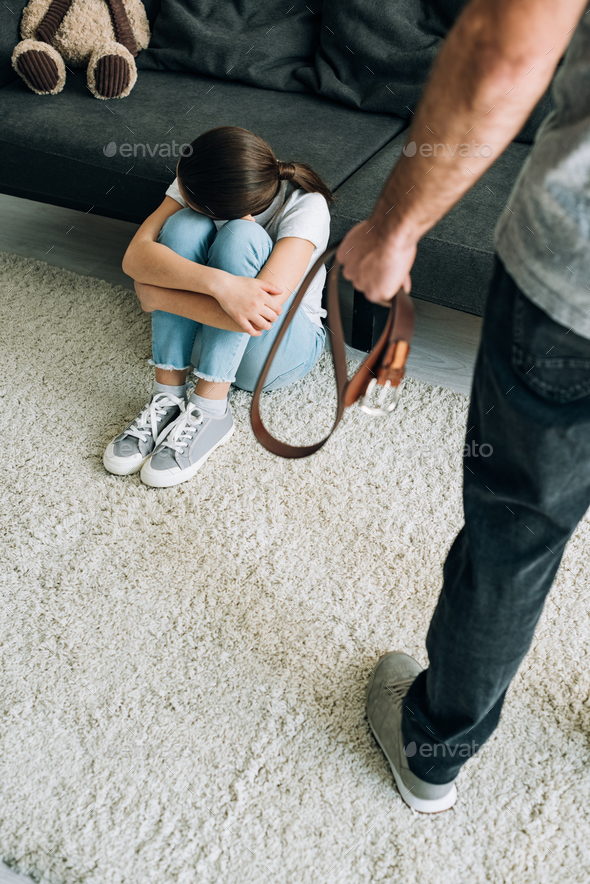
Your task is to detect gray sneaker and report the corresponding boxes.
[140,399,234,488]
[366,651,457,813]
[103,391,185,476]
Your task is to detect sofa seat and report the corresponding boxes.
[0,68,407,225]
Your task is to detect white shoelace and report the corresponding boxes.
[123,392,183,445]
[384,677,416,708]
[159,401,204,453]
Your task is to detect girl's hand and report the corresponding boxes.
[214,276,284,336]
[135,280,159,312]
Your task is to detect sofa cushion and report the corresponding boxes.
[136,0,321,94]
[295,0,468,120]
[329,131,531,316]
[0,67,406,223]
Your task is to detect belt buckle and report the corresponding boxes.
[359,377,402,416]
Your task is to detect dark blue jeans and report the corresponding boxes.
[402,256,590,784]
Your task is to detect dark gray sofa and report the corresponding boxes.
[0,0,554,351]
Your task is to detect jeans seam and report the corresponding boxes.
[262,361,309,391]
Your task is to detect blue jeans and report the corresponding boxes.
[402,256,590,784]
[149,209,326,391]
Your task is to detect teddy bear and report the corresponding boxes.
[11,0,151,99]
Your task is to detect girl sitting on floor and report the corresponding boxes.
[104,125,333,488]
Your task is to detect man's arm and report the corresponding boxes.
[336,0,588,304]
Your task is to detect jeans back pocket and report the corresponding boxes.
[511,289,590,403]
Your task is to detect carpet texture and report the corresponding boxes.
[1,251,590,884]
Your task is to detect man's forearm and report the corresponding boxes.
[374,0,587,245]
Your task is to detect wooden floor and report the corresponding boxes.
[0,193,482,395]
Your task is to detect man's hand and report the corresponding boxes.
[335,0,587,307]
[213,276,284,335]
[335,220,414,307]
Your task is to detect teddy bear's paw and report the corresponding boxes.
[87,42,137,100]
[11,39,66,95]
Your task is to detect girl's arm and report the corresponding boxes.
[135,281,256,333]
[122,197,229,297]
[122,197,283,333]
[255,236,316,310]
[137,236,317,336]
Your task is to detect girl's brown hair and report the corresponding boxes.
[176,125,335,220]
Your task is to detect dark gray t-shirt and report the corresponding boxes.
[495,5,590,339]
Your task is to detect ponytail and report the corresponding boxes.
[277,159,335,205]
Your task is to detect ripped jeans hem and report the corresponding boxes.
[192,368,235,385]
[148,358,193,371]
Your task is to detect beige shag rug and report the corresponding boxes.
[1,251,590,884]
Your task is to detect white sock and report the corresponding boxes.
[153,380,188,400]
[189,391,227,416]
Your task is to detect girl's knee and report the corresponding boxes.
[220,218,272,243]
[157,208,216,255]
[209,219,273,272]
[159,207,209,235]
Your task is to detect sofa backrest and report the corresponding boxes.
[296,0,553,141]
[139,0,553,143]
[296,0,468,119]
[141,0,162,28]
[138,0,467,114]
[0,0,28,89]
[0,0,554,145]
[136,0,323,95]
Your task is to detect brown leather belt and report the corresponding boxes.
[251,240,415,458]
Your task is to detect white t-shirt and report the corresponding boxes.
[165,177,330,327]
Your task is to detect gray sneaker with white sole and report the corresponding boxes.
[366,651,457,813]
[103,391,185,476]
[140,399,234,488]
